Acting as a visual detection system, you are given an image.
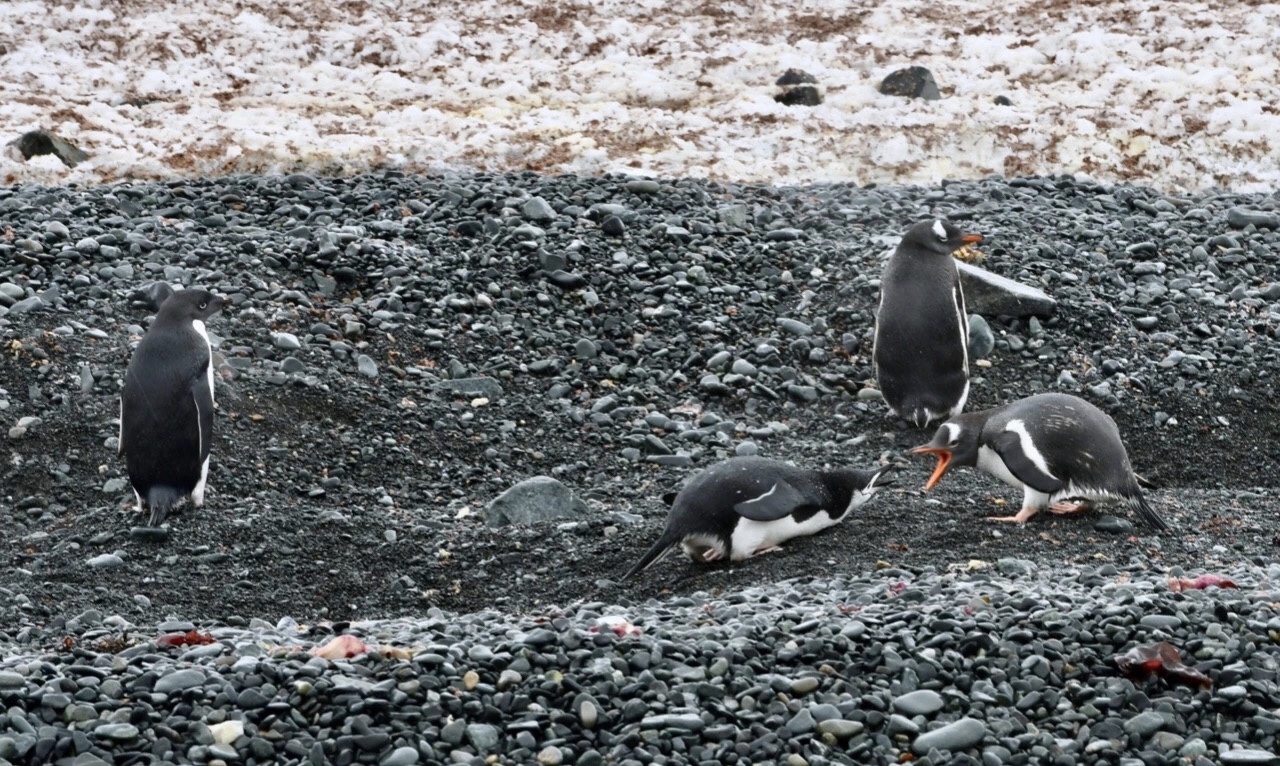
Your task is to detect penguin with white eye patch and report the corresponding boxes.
[910,392,1169,531]
[873,218,983,428]
[120,289,225,531]
[624,456,897,579]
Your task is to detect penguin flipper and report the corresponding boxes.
[733,480,815,521]
[192,374,215,460]
[989,431,1064,494]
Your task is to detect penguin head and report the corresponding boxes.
[904,219,983,255]
[909,413,984,490]
[156,289,225,324]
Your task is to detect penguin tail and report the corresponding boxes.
[623,531,681,581]
[146,486,182,528]
[896,406,933,430]
[1131,491,1170,533]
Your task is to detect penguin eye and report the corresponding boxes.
[198,301,208,310]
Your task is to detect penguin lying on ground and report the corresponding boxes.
[624,456,897,579]
[120,289,225,530]
[874,219,983,428]
[910,392,1170,531]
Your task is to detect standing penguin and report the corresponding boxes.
[624,456,896,579]
[873,219,983,428]
[119,289,225,529]
[910,392,1169,531]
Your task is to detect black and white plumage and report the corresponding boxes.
[119,289,225,528]
[911,392,1169,531]
[624,456,897,579]
[873,219,982,428]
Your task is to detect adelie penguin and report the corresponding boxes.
[624,456,896,579]
[119,289,225,533]
[874,219,983,428]
[910,392,1170,531]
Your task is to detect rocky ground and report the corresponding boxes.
[1,172,1277,632]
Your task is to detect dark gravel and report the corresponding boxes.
[0,172,1278,765]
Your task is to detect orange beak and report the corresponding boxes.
[961,233,983,245]
[910,446,952,491]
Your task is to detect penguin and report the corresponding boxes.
[119,289,225,529]
[873,219,983,428]
[910,392,1169,531]
[624,456,897,579]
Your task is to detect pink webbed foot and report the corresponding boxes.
[986,506,1041,524]
[750,545,784,557]
[1050,500,1094,516]
[701,548,725,562]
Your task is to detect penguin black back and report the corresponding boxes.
[874,219,981,428]
[120,289,225,528]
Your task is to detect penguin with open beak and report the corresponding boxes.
[910,393,1169,531]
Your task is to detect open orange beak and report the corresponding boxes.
[910,446,952,491]
[961,233,983,245]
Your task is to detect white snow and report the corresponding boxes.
[3,0,1280,192]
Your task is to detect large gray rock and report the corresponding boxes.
[957,261,1056,318]
[483,476,588,528]
[8,129,90,168]
[879,66,941,100]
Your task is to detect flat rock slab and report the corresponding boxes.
[958,261,1056,318]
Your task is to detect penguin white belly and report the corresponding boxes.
[191,455,210,507]
[977,446,1025,489]
[729,513,839,560]
[191,319,215,406]
[189,318,214,506]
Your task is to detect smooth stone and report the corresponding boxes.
[380,746,419,766]
[154,668,205,694]
[95,723,139,741]
[816,719,864,738]
[522,197,556,221]
[1219,751,1280,765]
[436,377,503,399]
[912,717,986,754]
[894,689,945,716]
[273,332,301,350]
[1123,711,1166,737]
[640,714,704,731]
[87,554,124,569]
[465,723,499,751]
[968,314,995,358]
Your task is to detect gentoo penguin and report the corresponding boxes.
[910,393,1169,531]
[624,456,896,579]
[119,289,225,529]
[873,219,982,428]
